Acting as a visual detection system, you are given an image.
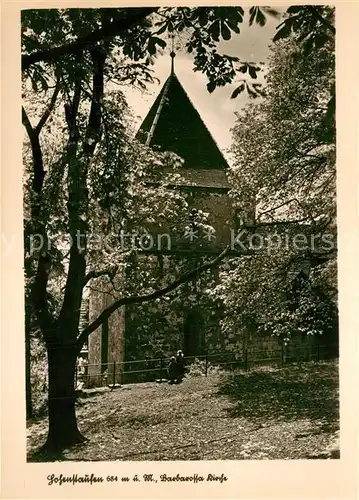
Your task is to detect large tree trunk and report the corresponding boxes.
[44,340,86,451]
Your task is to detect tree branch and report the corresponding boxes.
[255,218,310,227]
[22,8,158,70]
[22,106,35,141]
[77,245,232,350]
[257,198,298,218]
[82,47,106,157]
[35,79,61,134]
[23,80,61,195]
[57,80,85,334]
[85,285,119,301]
[84,265,119,286]
[22,106,55,333]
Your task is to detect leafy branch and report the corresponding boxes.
[22,8,158,70]
[77,245,232,350]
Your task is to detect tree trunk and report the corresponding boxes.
[44,340,86,451]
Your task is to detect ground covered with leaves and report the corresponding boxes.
[27,360,339,461]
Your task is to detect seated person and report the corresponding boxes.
[168,356,177,384]
[175,350,185,383]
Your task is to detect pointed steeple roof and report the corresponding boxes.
[136,65,228,171]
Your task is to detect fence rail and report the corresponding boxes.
[75,343,338,390]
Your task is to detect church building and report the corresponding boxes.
[84,52,243,385]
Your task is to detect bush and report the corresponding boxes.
[186,358,222,378]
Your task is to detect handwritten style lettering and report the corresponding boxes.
[160,473,204,483]
[47,474,104,486]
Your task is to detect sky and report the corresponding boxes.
[123,9,285,159]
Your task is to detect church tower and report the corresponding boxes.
[130,51,235,358]
[136,50,233,250]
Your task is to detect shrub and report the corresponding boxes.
[186,357,222,378]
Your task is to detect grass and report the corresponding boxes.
[27,359,339,461]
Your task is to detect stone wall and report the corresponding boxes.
[185,190,234,248]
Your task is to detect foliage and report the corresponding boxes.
[23,88,192,345]
[185,358,222,377]
[22,7,335,100]
[21,7,271,99]
[229,38,335,222]
[273,5,335,53]
[211,14,336,344]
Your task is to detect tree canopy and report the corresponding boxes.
[210,13,336,345]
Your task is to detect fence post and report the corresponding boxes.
[205,353,208,377]
[244,349,248,372]
[160,358,163,382]
[113,361,116,387]
[74,362,78,390]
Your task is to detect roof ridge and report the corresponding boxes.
[145,76,172,146]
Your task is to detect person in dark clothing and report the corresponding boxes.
[168,356,177,384]
[175,350,185,383]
